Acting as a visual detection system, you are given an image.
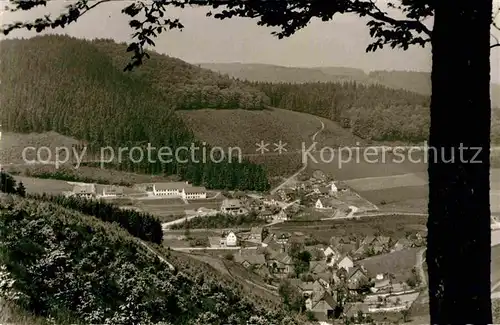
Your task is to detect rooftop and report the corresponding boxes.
[221,199,243,209]
[73,184,96,194]
[154,182,189,190]
[184,186,207,193]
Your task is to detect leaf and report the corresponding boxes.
[126,43,138,52]
[129,20,142,28]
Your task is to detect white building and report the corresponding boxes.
[182,186,207,199]
[337,256,354,272]
[72,184,96,199]
[226,232,238,246]
[151,182,207,199]
[324,246,342,266]
[330,182,338,193]
[315,198,332,209]
[221,199,246,215]
[98,185,124,198]
[152,182,189,196]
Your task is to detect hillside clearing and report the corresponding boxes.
[178,107,365,154]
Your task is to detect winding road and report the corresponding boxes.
[270,118,325,194]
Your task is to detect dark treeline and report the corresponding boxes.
[0,171,26,197]
[28,193,163,244]
[170,211,267,229]
[0,35,270,191]
[249,81,431,143]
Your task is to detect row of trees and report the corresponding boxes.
[28,193,163,244]
[170,211,267,229]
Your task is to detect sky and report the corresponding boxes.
[0,1,499,82]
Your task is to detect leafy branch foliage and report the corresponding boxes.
[1,0,434,70]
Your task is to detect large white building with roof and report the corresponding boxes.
[151,182,207,199]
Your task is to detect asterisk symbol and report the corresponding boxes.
[273,140,288,154]
[255,140,270,154]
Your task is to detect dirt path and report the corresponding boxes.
[271,118,324,194]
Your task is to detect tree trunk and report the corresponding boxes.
[427,0,492,324]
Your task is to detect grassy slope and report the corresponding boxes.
[178,106,366,153]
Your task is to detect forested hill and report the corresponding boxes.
[200,62,500,108]
[251,81,431,143]
[0,195,301,325]
[0,35,270,191]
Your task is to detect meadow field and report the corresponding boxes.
[270,215,427,244]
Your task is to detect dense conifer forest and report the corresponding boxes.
[0,35,270,191]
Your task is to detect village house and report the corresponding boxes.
[267,251,294,275]
[310,261,330,275]
[315,198,333,209]
[233,251,266,269]
[96,185,124,198]
[249,227,263,243]
[263,194,281,207]
[392,237,412,252]
[72,184,96,199]
[313,186,331,195]
[306,291,337,321]
[290,279,316,297]
[275,208,289,221]
[337,255,354,272]
[208,231,239,248]
[333,182,349,192]
[224,231,238,247]
[220,199,247,215]
[347,266,370,291]
[324,246,342,266]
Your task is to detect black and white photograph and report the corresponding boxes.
[0,0,499,324]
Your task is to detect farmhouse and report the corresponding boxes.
[233,252,266,269]
[221,199,246,215]
[263,194,281,206]
[274,209,289,221]
[267,251,294,274]
[224,232,238,247]
[392,238,412,252]
[72,184,96,199]
[324,246,342,266]
[337,255,354,272]
[305,291,337,321]
[315,198,333,209]
[97,185,123,198]
[314,186,330,195]
[249,227,263,243]
[347,266,369,290]
[334,182,349,192]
